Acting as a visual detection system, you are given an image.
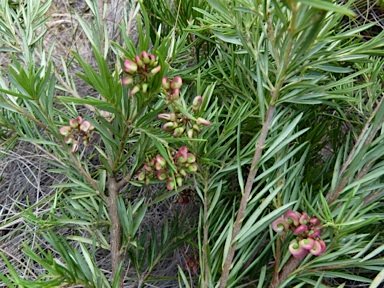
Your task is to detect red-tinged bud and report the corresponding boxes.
[72,142,79,153]
[299,212,310,225]
[308,228,321,238]
[151,65,161,75]
[144,163,152,172]
[310,217,320,226]
[141,83,148,93]
[173,127,185,137]
[187,129,194,139]
[192,96,202,111]
[271,217,289,234]
[179,168,187,176]
[299,238,315,250]
[149,54,156,65]
[196,117,211,126]
[187,153,196,163]
[138,171,146,181]
[171,76,182,89]
[70,117,81,128]
[158,113,171,121]
[318,239,326,253]
[293,224,308,235]
[310,240,325,256]
[122,75,134,85]
[141,51,150,64]
[166,178,175,191]
[187,163,198,173]
[149,158,156,166]
[157,170,167,181]
[162,77,170,89]
[171,88,180,100]
[60,126,72,136]
[156,155,166,167]
[192,124,202,133]
[284,210,300,226]
[124,59,138,74]
[176,176,183,187]
[289,239,309,259]
[130,85,140,96]
[135,55,143,67]
[80,121,92,132]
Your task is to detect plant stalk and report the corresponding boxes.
[108,176,123,287]
[219,105,276,288]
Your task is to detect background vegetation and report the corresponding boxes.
[0,0,384,287]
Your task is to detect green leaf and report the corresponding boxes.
[298,0,356,17]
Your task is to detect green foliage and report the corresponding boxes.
[0,0,384,287]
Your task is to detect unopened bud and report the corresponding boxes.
[192,96,202,111]
[80,121,92,132]
[166,178,175,191]
[124,59,138,74]
[141,51,150,64]
[130,85,140,96]
[138,171,146,181]
[135,55,144,67]
[122,75,134,85]
[158,113,171,121]
[179,168,187,177]
[162,77,170,89]
[141,83,148,93]
[176,176,183,187]
[187,153,196,163]
[163,122,176,131]
[171,88,180,100]
[187,129,194,138]
[173,127,185,137]
[60,126,72,136]
[149,54,156,65]
[192,124,201,133]
[157,170,167,181]
[171,76,182,89]
[196,117,211,126]
[151,65,161,75]
[187,163,198,173]
[71,142,79,153]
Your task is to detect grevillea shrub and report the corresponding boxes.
[1,1,384,288]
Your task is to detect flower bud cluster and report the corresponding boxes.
[159,76,211,138]
[122,51,161,96]
[272,210,326,258]
[137,146,198,191]
[59,116,94,153]
[184,252,199,274]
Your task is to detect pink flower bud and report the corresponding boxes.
[284,210,300,226]
[144,163,152,172]
[141,51,150,64]
[310,239,326,256]
[187,163,198,173]
[157,170,167,181]
[135,55,143,67]
[60,126,72,136]
[130,85,140,96]
[173,127,185,137]
[310,217,320,226]
[299,238,315,250]
[158,113,171,121]
[289,239,309,259]
[69,117,81,128]
[156,155,166,166]
[149,54,156,65]
[138,171,146,181]
[187,153,196,163]
[150,65,161,75]
[293,224,308,235]
[308,228,321,238]
[122,75,134,85]
[80,121,92,132]
[162,77,170,90]
[196,117,211,126]
[170,76,182,89]
[299,212,310,225]
[71,141,79,153]
[65,135,74,144]
[124,59,138,74]
[166,177,175,191]
[271,217,289,234]
[171,88,180,100]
